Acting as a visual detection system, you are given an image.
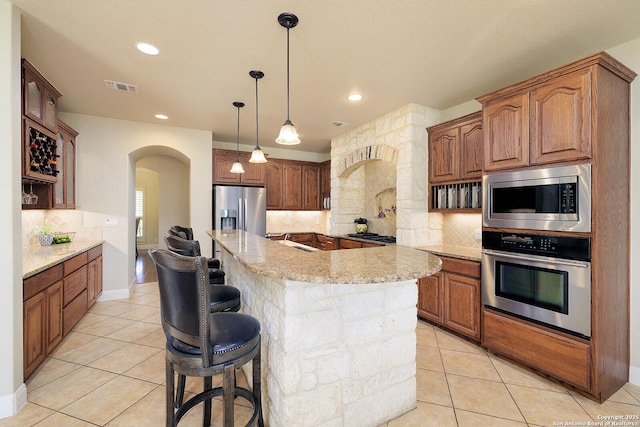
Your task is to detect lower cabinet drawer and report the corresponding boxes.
[63,267,87,306]
[63,289,88,336]
[482,308,591,390]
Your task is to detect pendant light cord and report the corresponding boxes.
[286,26,291,122]
[255,76,260,147]
[236,105,241,161]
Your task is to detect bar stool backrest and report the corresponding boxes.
[165,234,202,257]
[148,248,211,366]
[169,225,194,241]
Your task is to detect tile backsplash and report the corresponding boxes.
[22,210,102,248]
[441,213,482,248]
[267,211,330,234]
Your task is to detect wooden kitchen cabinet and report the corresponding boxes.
[529,70,592,165]
[23,282,63,379]
[283,162,302,210]
[443,272,480,339]
[417,256,480,341]
[266,158,323,210]
[478,51,636,403]
[266,160,284,209]
[23,244,103,379]
[22,58,61,133]
[478,56,610,172]
[87,245,103,308]
[427,112,482,212]
[52,120,77,209]
[338,238,362,250]
[212,149,266,185]
[302,164,320,210]
[483,309,591,390]
[290,233,314,246]
[320,160,331,210]
[315,234,335,251]
[427,111,483,183]
[417,273,442,323]
[23,264,64,379]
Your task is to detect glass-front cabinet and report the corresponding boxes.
[22,59,61,133]
[21,58,77,210]
[53,121,77,209]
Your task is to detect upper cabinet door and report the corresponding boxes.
[459,118,484,180]
[240,155,266,185]
[283,162,302,210]
[265,161,284,210]
[483,91,530,172]
[212,150,241,184]
[302,165,320,210]
[529,70,592,166]
[428,127,459,183]
[24,69,43,123]
[22,59,61,132]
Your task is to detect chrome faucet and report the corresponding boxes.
[266,232,291,241]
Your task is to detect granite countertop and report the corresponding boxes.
[268,231,481,261]
[23,240,104,279]
[413,245,482,262]
[208,230,441,284]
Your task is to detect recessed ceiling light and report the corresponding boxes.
[347,93,363,102]
[136,42,159,56]
[155,114,168,120]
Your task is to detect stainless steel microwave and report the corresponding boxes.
[483,164,591,233]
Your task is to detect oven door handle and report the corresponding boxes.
[481,249,590,268]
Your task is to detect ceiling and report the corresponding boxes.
[9,0,640,154]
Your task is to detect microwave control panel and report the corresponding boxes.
[560,182,577,213]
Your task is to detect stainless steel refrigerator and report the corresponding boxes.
[212,185,266,256]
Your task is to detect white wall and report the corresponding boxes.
[0,1,25,417]
[607,39,640,385]
[59,113,212,296]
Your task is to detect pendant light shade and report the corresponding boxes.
[276,12,301,145]
[230,160,245,174]
[230,101,245,174]
[249,70,267,163]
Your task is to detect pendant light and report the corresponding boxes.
[230,101,245,174]
[275,12,301,145]
[249,70,267,163]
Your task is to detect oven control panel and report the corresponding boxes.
[483,230,591,261]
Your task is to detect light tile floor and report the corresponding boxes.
[3,281,640,426]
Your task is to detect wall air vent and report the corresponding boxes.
[104,80,138,93]
[329,121,350,127]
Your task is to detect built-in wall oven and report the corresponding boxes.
[482,230,591,338]
[483,164,591,233]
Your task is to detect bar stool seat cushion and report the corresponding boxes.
[169,312,260,365]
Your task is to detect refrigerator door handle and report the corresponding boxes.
[243,198,248,231]
[238,197,243,231]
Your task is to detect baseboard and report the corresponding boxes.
[629,364,640,386]
[0,383,26,419]
[96,285,131,301]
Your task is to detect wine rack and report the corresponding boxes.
[23,119,59,183]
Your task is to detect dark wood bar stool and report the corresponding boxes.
[149,248,263,427]
[165,235,225,283]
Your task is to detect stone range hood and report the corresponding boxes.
[330,103,444,247]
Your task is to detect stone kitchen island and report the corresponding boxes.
[207,230,442,427]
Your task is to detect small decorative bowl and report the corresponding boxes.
[51,232,75,244]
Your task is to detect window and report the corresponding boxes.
[135,190,144,238]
